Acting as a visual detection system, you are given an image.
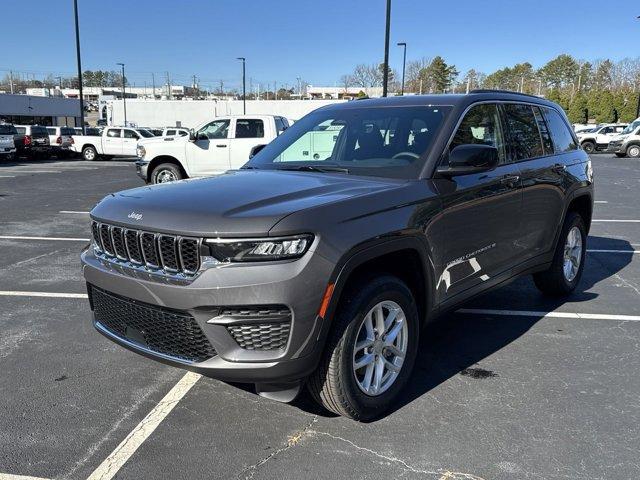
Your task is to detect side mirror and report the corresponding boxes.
[189,130,197,142]
[249,144,266,159]
[436,144,499,177]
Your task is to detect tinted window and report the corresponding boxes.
[61,128,75,136]
[15,127,26,134]
[0,125,18,135]
[178,130,188,136]
[503,104,544,161]
[166,130,176,136]
[123,130,139,139]
[106,129,121,138]
[449,103,506,163]
[198,119,229,139]
[543,107,577,153]
[532,106,553,155]
[138,130,154,138]
[235,119,264,138]
[31,126,48,136]
[600,126,613,134]
[46,127,56,135]
[274,117,286,135]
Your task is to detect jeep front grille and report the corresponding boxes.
[91,220,201,276]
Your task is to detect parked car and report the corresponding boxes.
[161,127,190,137]
[0,124,17,159]
[14,125,51,158]
[75,127,102,137]
[46,126,76,158]
[608,124,640,158]
[72,126,155,161]
[135,114,290,183]
[576,123,627,153]
[82,91,593,420]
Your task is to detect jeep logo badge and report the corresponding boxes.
[128,212,143,220]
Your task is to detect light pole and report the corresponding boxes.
[117,63,127,126]
[237,57,246,114]
[73,0,85,133]
[382,0,391,96]
[397,42,406,95]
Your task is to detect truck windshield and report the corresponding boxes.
[138,129,154,138]
[245,105,452,179]
[621,118,640,135]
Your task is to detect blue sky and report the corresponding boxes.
[3,0,639,91]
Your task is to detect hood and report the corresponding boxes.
[91,170,405,236]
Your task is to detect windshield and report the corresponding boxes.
[138,129,154,138]
[245,105,452,179]
[621,118,640,135]
[0,125,17,135]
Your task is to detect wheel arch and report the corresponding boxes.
[147,155,188,182]
[566,192,593,234]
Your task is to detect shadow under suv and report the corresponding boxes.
[82,91,593,421]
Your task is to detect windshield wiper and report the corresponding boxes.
[276,165,350,174]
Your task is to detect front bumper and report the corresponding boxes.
[135,160,149,182]
[607,140,625,153]
[81,245,334,383]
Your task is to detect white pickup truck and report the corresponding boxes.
[72,126,155,161]
[135,114,289,183]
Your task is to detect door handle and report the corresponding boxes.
[552,163,567,173]
[216,144,227,148]
[500,174,520,187]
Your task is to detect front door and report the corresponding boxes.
[122,129,140,156]
[186,119,231,176]
[103,128,123,155]
[431,103,522,303]
[231,118,266,168]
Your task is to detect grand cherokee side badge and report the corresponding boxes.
[128,212,143,220]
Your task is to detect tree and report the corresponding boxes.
[351,64,380,88]
[539,54,579,89]
[339,74,353,92]
[420,56,458,93]
[405,57,431,93]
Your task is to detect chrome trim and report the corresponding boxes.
[140,232,160,269]
[94,321,195,366]
[99,224,115,256]
[178,237,202,275]
[124,229,143,265]
[158,234,180,273]
[110,226,128,261]
[205,234,312,244]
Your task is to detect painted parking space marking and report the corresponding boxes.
[0,291,88,299]
[0,474,52,480]
[592,219,640,223]
[0,235,89,242]
[86,372,201,480]
[458,308,640,322]
[59,210,90,214]
[594,201,608,204]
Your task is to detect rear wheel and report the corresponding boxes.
[533,212,586,296]
[151,163,183,184]
[307,275,419,421]
[82,146,98,161]
[581,141,595,154]
[627,145,640,158]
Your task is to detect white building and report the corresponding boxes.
[306,85,384,99]
[0,94,81,126]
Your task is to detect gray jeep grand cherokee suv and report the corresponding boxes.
[82,91,593,420]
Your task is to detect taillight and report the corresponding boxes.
[56,136,62,144]
[70,137,74,145]
[24,135,32,146]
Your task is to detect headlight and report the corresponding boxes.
[136,145,146,158]
[205,234,313,262]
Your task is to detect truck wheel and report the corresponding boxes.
[533,212,586,296]
[627,145,640,158]
[307,275,419,421]
[151,163,183,184]
[581,141,595,154]
[82,146,98,161]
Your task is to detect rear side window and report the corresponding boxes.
[449,103,507,164]
[46,127,56,135]
[235,119,264,138]
[502,104,544,161]
[166,129,176,136]
[543,107,577,153]
[532,107,553,155]
[0,125,17,135]
[106,129,121,138]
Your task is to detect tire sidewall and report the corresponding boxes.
[152,164,181,184]
[627,145,640,158]
[558,213,587,291]
[83,146,96,161]
[333,278,419,417]
[581,141,595,153]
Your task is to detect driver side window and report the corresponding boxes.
[449,104,506,164]
[198,119,230,140]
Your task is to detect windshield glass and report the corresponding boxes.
[138,129,154,138]
[621,118,640,135]
[0,125,17,135]
[245,105,452,179]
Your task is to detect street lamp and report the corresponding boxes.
[73,0,85,133]
[117,63,127,126]
[237,57,246,114]
[397,42,407,95]
[382,0,391,97]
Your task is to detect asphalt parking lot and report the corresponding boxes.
[1,154,639,480]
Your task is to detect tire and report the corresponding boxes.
[82,146,98,161]
[307,275,419,421]
[626,145,640,159]
[533,211,586,296]
[581,141,595,154]
[151,163,183,184]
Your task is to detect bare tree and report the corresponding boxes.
[351,64,380,88]
[339,74,353,92]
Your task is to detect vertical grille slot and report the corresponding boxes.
[91,221,102,252]
[124,229,143,264]
[111,226,128,260]
[179,238,200,274]
[158,235,179,272]
[99,224,114,256]
[140,232,160,268]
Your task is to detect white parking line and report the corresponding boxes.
[59,210,90,214]
[86,372,201,480]
[592,219,640,223]
[0,175,16,178]
[0,474,52,480]
[458,308,640,322]
[594,201,608,204]
[0,291,87,299]
[0,235,89,242]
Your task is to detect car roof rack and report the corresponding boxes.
[469,89,542,100]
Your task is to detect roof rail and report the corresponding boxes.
[469,89,542,100]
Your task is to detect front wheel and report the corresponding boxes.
[151,163,183,184]
[626,145,640,158]
[82,146,98,161]
[307,275,419,421]
[581,141,595,154]
[533,212,586,296]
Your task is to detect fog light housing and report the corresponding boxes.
[205,235,313,262]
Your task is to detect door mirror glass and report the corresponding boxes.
[436,144,499,177]
[249,144,266,159]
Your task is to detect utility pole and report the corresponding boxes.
[237,57,246,114]
[382,0,391,97]
[152,72,156,99]
[397,42,406,95]
[117,63,126,126]
[73,0,85,133]
[165,71,171,99]
[219,79,224,97]
[274,81,277,100]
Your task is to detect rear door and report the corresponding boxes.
[60,127,75,147]
[432,103,522,303]
[103,128,123,155]
[230,118,266,167]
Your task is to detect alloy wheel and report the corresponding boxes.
[563,226,583,282]
[156,169,177,183]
